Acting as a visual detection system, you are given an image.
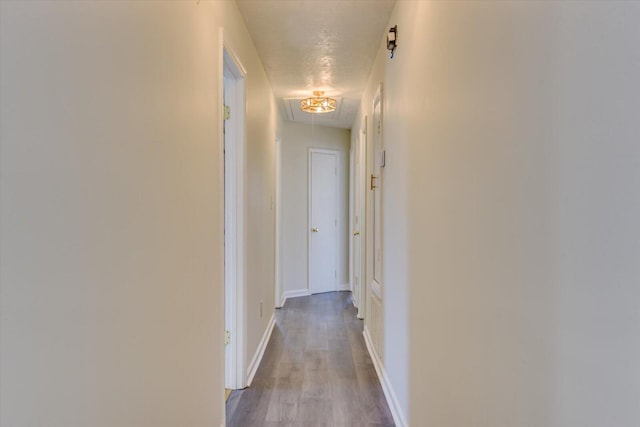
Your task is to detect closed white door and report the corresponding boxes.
[352,122,364,311]
[371,87,383,299]
[309,149,338,294]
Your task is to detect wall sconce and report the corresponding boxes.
[387,25,397,58]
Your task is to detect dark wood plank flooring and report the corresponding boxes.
[226,291,395,427]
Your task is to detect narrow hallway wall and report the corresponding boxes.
[355,1,640,426]
[0,1,280,426]
[232,9,282,384]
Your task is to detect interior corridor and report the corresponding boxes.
[3,2,640,426]
[226,292,394,426]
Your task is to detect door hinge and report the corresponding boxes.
[225,330,231,346]
[224,105,231,121]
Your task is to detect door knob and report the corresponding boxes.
[312,227,319,233]
[353,231,360,236]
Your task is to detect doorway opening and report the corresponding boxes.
[223,41,247,391]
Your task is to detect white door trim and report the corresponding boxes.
[349,139,355,300]
[308,148,339,294]
[274,136,283,308]
[370,84,383,301]
[221,29,247,391]
[357,115,367,319]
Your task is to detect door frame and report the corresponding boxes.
[307,147,339,294]
[221,31,247,391]
[356,116,367,319]
[274,136,283,308]
[349,139,355,300]
[370,85,383,301]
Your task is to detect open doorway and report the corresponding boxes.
[223,41,247,392]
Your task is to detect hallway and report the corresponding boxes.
[226,292,394,426]
[3,2,640,426]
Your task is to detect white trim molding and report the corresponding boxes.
[363,326,408,427]
[274,136,283,308]
[371,280,383,300]
[338,282,351,291]
[246,313,276,387]
[221,29,247,391]
[280,289,312,307]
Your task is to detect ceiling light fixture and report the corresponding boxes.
[300,91,337,114]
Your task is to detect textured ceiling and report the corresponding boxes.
[236,0,396,129]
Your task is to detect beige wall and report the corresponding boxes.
[281,121,350,297]
[0,1,278,426]
[233,13,281,381]
[356,1,640,425]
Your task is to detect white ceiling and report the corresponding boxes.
[236,0,396,130]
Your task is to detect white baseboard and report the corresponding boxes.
[338,282,351,291]
[246,313,276,387]
[363,327,408,427]
[280,289,311,306]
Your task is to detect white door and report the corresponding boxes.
[351,120,364,313]
[371,89,383,300]
[309,148,338,294]
[366,85,384,356]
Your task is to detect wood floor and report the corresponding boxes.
[226,291,395,427]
